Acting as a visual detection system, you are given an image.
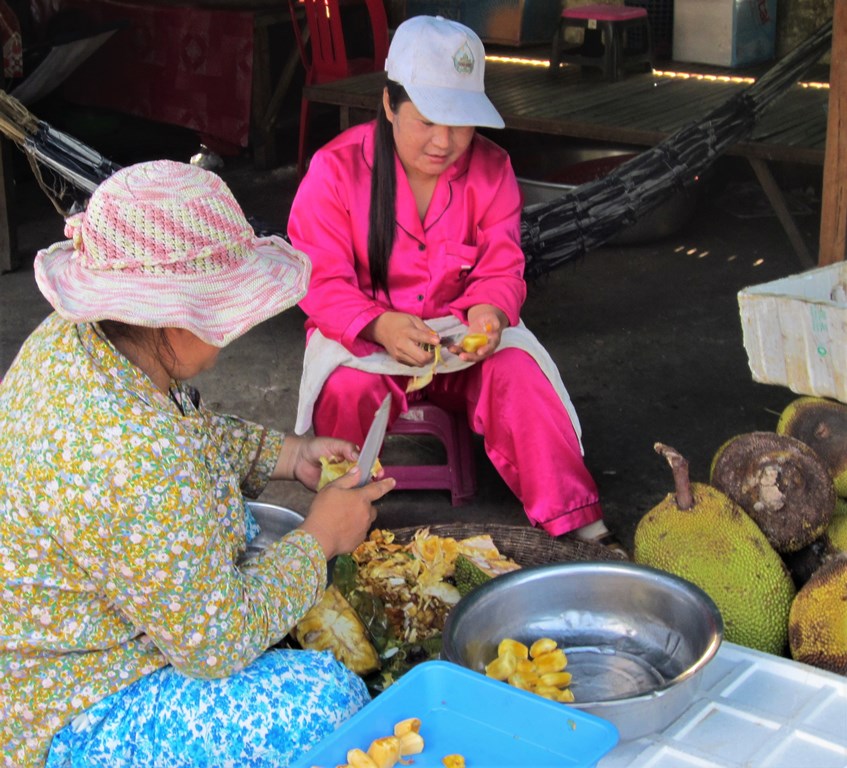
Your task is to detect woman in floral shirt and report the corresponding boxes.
[0,160,394,767]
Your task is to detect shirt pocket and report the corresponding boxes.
[434,242,480,295]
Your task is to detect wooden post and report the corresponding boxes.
[0,138,18,274]
[818,0,847,265]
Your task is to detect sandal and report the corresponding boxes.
[591,532,630,560]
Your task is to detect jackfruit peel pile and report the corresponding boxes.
[634,396,847,675]
[293,527,521,691]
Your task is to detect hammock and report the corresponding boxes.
[520,17,832,278]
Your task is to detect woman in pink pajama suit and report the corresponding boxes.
[288,16,622,550]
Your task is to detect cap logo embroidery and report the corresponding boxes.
[453,43,474,75]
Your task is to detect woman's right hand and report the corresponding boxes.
[365,311,440,366]
[299,465,395,560]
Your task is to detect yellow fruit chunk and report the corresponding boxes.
[442,756,466,768]
[347,748,379,768]
[484,652,517,681]
[393,718,421,737]
[532,649,568,674]
[487,636,575,703]
[497,638,529,660]
[507,671,539,690]
[539,671,573,688]
[529,637,558,658]
[398,731,425,757]
[367,736,400,768]
[460,333,488,353]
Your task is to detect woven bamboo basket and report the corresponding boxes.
[390,522,625,566]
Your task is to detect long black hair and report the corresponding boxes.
[367,79,410,298]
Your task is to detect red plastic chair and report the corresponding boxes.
[288,0,389,177]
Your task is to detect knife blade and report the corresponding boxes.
[355,393,391,487]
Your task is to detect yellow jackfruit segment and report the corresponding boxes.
[532,649,568,675]
[347,748,378,768]
[486,637,574,703]
[318,456,383,491]
[393,718,421,737]
[398,731,424,757]
[367,736,400,768]
[484,652,517,681]
[442,756,466,768]
[498,638,529,660]
[460,333,489,353]
[529,637,558,658]
[335,719,427,768]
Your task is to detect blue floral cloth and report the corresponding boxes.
[45,649,370,767]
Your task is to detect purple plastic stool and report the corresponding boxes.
[383,401,477,507]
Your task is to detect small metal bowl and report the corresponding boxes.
[442,561,723,740]
[242,501,305,560]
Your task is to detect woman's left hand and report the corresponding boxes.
[448,304,508,362]
[292,436,361,490]
[273,435,361,488]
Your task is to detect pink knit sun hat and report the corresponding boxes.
[34,160,311,347]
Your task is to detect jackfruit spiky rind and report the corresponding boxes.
[826,514,847,552]
[788,554,847,674]
[454,554,493,597]
[453,553,521,597]
[777,397,847,497]
[634,482,796,656]
[709,431,835,553]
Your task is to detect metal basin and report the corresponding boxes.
[441,561,723,740]
[242,501,304,559]
[499,136,701,244]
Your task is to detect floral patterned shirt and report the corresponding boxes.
[0,314,327,767]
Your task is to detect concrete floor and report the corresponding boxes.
[0,126,824,555]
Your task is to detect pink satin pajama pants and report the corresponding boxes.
[312,348,602,536]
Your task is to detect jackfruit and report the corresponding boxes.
[459,333,488,353]
[826,513,847,552]
[634,443,796,655]
[293,585,380,674]
[710,432,835,553]
[777,397,847,497]
[453,552,521,597]
[318,456,382,490]
[782,535,840,589]
[826,496,847,551]
[788,554,847,673]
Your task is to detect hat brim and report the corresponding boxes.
[34,235,311,347]
[405,84,505,129]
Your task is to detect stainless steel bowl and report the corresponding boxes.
[442,562,723,740]
[243,501,305,559]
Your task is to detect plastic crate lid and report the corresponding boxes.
[292,660,619,768]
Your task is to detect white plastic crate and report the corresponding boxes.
[738,262,847,404]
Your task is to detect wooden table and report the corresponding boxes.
[304,59,830,265]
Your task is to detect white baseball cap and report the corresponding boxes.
[385,15,505,129]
